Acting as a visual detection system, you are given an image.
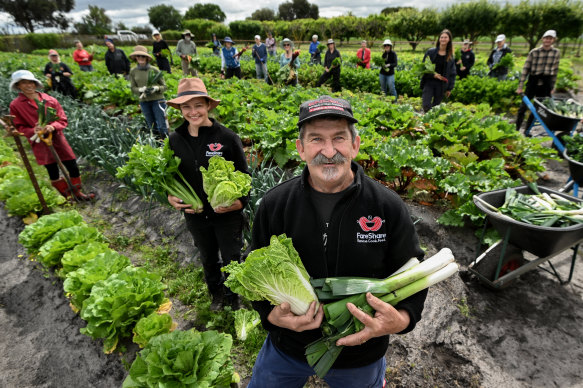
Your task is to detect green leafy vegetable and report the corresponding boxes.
[199,155,251,209]
[116,139,203,211]
[132,312,174,348]
[60,241,112,276]
[80,266,167,353]
[222,234,319,316]
[541,97,583,119]
[492,53,514,71]
[5,185,65,217]
[475,186,583,227]
[18,210,85,253]
[188,55,201,70]
[411,61,436,78]
[331,57,341,68]
[36,99,58,127]
[146,69,163,87]
[38,225,104,267]
[64,251,131,311]
[307,253,459,378]
[123,329,235,388]
[0,165,25,183]
[233,309,261,341]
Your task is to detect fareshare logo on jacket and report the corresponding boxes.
[356,216,386,243]
[206,143,223,157]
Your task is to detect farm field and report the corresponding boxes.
[1,45,583,387]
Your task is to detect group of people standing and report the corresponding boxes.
[35,26,562,143]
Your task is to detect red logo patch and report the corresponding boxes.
[358,216,383,232]
[208,143,223,151]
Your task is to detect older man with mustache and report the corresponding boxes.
[246,96,426,387]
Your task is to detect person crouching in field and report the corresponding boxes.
[128,45,168,139]
[9,70,94,200]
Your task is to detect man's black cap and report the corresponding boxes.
[297,95,358,127]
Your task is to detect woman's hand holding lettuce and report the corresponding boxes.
[200,155,251,211]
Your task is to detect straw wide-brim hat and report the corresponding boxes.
[167,78,221,111]
[129,45,152,60]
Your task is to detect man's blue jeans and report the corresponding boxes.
[255,63,269,82]
[140,100,168,137]
[247,334,386,388]
[379,73,397,101]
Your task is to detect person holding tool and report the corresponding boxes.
[252,35,269,82]
[220,37,243,79]
[8,70,94,201]
[515,29,561,132]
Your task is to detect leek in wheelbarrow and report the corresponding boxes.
[474,186,583,227]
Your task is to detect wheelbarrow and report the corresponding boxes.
[561,150,583,198]
[523,96,581,153]
[470,185,583,289]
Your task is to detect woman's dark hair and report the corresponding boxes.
[435,29,453,62]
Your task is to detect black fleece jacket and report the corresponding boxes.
[422,47,456,91]
[168,118,249,220]
[250,161,427,368]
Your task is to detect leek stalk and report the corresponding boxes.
[328,248,453,296]
[306,260,459,379]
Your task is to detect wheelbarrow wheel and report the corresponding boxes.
[475,243,526,289]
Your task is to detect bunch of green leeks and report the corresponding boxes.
[307,248,459,378]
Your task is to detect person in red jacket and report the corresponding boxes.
[356,40,371,69]
[8,70,94,201]
[72,40,93,72]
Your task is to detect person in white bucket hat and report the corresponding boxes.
[379,39,398,101]
[515,29,560,131]
[487,33,512,80]
[8,70,95,201]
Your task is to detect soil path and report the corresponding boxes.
[0,207,126,388]
[1,153,583,388]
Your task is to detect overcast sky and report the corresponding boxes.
[1,0,516,33]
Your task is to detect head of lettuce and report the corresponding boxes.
[221,234,319,315]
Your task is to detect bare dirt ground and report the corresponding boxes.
[1,139,583,388]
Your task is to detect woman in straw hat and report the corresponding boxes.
[167,78,249,311]
[8,70,94,200]
[129,45,168,138]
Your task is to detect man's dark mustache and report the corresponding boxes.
[310,152,347,166]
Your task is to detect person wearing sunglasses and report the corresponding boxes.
[279,38,300,86]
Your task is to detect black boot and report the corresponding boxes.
[224,293,240,310]
[209,288,224,311]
